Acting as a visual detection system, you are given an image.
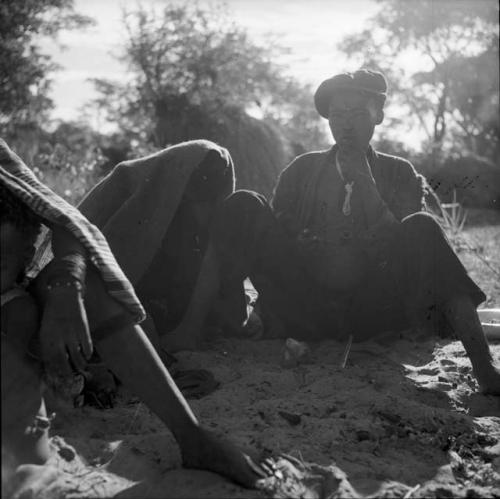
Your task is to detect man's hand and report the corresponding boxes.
[39,286,93,377]
[337,138,374,183]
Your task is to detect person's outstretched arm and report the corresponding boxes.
[37,226,92,377]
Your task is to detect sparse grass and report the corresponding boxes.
[450,208,500,308]
[436,191,468,239]
[428,189,500,308]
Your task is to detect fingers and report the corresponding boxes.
[261,457,277,476]
[78,326,93,361]
[75,300,93,360]
[67,342,87,373]
[244,455,269,479]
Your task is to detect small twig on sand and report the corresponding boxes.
[403,484,421,498]
[340,335,353,369]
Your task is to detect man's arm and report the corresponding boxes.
[387,160,426,220]
[37,227,93,375]
[339,148,398,228]
[342,150,425,227]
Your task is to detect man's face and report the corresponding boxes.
[328,89,380,151]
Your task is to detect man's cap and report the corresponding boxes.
[314,69,387,118]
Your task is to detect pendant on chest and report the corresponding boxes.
[342,182,354,216]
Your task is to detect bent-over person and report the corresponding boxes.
[0,139,268,491]
[78,141,259,354]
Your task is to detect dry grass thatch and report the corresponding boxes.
[154,102,293,198]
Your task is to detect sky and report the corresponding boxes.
[44,0,380,124]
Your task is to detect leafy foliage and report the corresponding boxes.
[91,3,328,170]
[339,0,499,165]
[0,0,93,137]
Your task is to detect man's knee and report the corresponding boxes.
[212,190,273,256]
[401,211,444,240]
[219,190,270,223]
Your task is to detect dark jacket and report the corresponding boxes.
[272,145,427,236]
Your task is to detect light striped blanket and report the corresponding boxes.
[0,139,145,322]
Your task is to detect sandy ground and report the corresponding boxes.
[8,331,500,499]
[5,211,500,499]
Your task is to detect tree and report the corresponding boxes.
[338,0,499,165]
[0,0,93,141]
[91,2,328,194]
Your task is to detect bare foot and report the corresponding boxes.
[476,366,500,396]
[82,364,117,409]
[179,427,269,488]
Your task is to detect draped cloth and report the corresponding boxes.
[0,139,145,322]
[78,140,235,286]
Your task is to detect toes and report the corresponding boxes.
[245,455,269,479]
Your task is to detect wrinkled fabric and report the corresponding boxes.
[0,139,145,322]
[78,140,235,286]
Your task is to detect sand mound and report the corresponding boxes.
[7,334,500,498]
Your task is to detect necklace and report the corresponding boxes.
[335,153,354,216]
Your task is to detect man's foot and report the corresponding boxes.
[240,309,264,339]
[476,366,500,396]
[444,296,500,396]
[82,364,117,409]
[179,427,269,488]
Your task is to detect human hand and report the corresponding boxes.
[337,140,373,182]
[40,286,93,377]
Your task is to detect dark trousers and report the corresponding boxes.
[212,190,485,341]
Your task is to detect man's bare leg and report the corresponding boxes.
[444,295,500,395]
[161,243,220,353]
[1,338,51,467]
[96,324,265,487]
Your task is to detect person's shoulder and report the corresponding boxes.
[374,150,421,179]
[374,150,414,169]
[292,149,330,164]
[283,149,331,175]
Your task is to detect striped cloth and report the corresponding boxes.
[0,139,145,322]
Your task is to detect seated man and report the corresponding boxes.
[269,69,499,394]
[211,70,499,395]
[0,139,267,489]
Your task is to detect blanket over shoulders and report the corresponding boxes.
[78,140,235,285]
